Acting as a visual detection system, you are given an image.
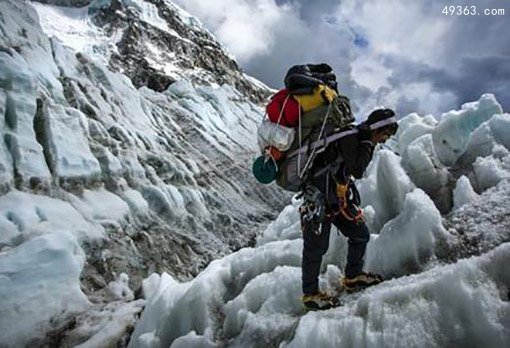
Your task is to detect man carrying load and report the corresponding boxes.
[253,63,399,310]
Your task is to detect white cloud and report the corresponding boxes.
[174,0,303,61]
[176,0,510,117]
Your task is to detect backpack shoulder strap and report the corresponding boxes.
[288,127,358,159]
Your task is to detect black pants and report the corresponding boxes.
[302,215,370,295]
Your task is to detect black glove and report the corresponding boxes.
[357,122,372,141]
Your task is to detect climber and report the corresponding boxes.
[301,108,398,310]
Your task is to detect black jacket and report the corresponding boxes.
[312,129,375,180]
[310,131,375,206]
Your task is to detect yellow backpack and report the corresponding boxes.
[292,84,337,112]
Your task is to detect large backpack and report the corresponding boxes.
[253,64,355,192]
[275,94,354,191]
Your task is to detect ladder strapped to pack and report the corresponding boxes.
[287,116,397,159]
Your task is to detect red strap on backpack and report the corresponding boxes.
[266,89,300,126]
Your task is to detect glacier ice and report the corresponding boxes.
[0,51,51,186]
[0,190,105,246]
[106,273,135,301]
[0,232,89,346]
[129,208,509,347]
[286,243,509,348]
[453,175,479,211]
[394,112,437,155]
[358,149,414,233]
[127,92,510,346]
[432,94,503,166]
[366,189,449,277]
[0,0,509,346]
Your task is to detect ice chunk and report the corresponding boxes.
[358,150,414,233]
[0,90,13,189]
[432,94,503,166]
[131,273,189,347]
[257,198,301,245]
[129,240,303,347]
[287,244,510,348]
[489,113,510,150]
[170,331,216,348]
[366,189,448,277]
[67,300,145,348]
[403,134,449,190]
[82,189,130,221]
[455,121,495,168]
[401,134,452,212]
[0,51,51,184]
[453,176,479,211]
[394,112,437,154]
[0,191,104,246]
[455,113,510,168]
[106,273,135,301]
[222,266,302,340]
[222,266,302,347]
[179,187,210,219]
[141,273,173,302]
[43,102,102,179]
[0,232,89,346]
[121,189,149,215]
[473,155,510,191]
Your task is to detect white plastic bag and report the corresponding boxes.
[257,118,296,152]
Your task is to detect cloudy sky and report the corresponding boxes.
[174,0,509,119]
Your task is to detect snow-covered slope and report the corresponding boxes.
[130,95,510,347]
[0,0,287,346]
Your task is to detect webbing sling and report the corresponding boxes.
[287,116,397,159]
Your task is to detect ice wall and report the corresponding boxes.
[0,0,284,345]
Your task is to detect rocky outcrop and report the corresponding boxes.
[92,0,271,102]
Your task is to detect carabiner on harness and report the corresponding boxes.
[332,180,364,224]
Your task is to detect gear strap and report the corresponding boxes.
[326,179,364,224]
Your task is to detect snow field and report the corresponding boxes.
[31,0,115,66]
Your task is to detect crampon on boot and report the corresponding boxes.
[341,272,383,293]
[302,291,340,311]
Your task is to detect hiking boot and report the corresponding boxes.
[341,272,383,293]
[302,291,340,311]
